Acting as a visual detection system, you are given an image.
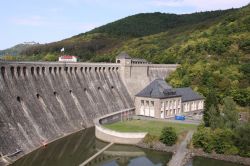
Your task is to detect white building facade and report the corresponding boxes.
[58,56,78,62]
[135,79,204,119]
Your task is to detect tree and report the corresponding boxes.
[221,97,238,129]
[208,104,222,129]
[160,127,177,146]
[203,89,219,127]
[213,128,238,155]
[234,123,250,157]
[192,126,214,153]
[231,89,250,106]
[43,53,58,61]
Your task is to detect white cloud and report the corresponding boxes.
[150,0,249,11]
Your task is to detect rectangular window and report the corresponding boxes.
[151,101,154,106]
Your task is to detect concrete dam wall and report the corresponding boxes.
[0,60,177,159]
[0,61,134,156]
[120,64,179,97]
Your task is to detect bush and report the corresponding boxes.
[192,126,240,155]
[43,53,58,61]
[192,126,214,153]
[234,123,250,157]
[159,127,177,146]
[213,128,238,154]
[143,134,159,148]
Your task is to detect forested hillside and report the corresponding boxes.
[87,10,232,37]
[107,5,250,107]
[2,4,250,107]
[0,42,38,57]
[16,7,235,61]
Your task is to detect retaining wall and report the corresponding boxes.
[94,108,147,144]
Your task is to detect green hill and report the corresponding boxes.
[86,10,232,37]
[0,42,39,57]
[8,5,250,106]
[18,7,237,61]
[108,5,250,106]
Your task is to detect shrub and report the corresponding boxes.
[192,126,240,155]
[159,127,177,146]
[43,53,58,61]
[213,128,238,154]
[192,126,214,153]
[143,134,158,148]
[234,123,250,157]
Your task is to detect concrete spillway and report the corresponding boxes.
[0,62,134,157]
[0,61,177,160]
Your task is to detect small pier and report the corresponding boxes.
[79,142,114,166]
[168,131,194,166]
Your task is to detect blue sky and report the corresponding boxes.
[0,0,249,50]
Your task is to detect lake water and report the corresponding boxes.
[11,127,245,166]
[186,156,246,166]
[11,127,172,166]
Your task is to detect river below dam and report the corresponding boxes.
[11,127,245,166]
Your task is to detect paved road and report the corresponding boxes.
[168,130,194,166]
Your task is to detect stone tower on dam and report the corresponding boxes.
[0,53,178,158]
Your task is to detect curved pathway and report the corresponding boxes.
[168,130,194,166]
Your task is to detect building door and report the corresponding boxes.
[145,108,150,116]
[149,109,154,117]
[140,107,144,116]
[161,111,164,119]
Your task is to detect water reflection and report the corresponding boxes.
[11,128,172,166]
[186,156,246,166]
[11,127,107,166]
[96,144,172,166]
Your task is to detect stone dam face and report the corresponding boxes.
[0,61,177,158]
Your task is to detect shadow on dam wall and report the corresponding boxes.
[0,62,134,157]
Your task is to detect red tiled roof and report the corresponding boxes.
[60,55,77,59]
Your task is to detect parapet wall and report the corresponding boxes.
[0,61,121,75]
[94,108,147,144]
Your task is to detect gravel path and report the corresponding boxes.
[168,130,194,166]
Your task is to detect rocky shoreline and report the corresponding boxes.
[184,148,250,166]
[136,140,176,153]
[137,140,250,166]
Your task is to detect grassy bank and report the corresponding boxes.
[104,119,197,137]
